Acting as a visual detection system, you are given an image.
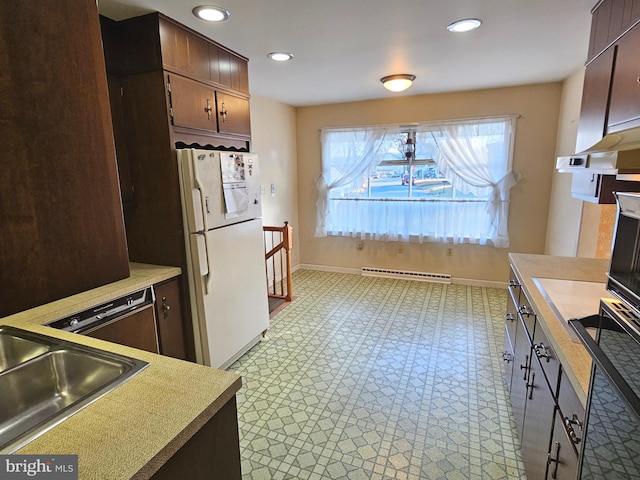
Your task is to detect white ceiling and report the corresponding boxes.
[98,0,596,107]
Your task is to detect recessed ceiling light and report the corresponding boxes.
[380,74,416,93]
[193,5,230,22]
[446,18,482,33]
[267,52,294,62]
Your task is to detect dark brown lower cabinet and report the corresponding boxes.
[504,266,583,480]
[154,278,188,360]
[150,396,242,480]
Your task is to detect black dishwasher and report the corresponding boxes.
[47,287,159,353]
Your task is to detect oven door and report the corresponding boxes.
[570,301,640,479]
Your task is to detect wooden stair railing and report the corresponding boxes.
[263,222,293,309]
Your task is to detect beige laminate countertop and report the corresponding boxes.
[1,263,241,479]
[509,253,609,406]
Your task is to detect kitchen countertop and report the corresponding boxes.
[0,263,241,479]
[509,253,610,406]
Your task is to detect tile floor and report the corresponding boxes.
[229,270,526,480]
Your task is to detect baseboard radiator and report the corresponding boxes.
[361,267,452,284]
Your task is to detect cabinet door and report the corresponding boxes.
[532,327,560,398]
[588,0,614,60]
[503,279,519,392]
[576,47,615,153]
[159,17,210,80]
[608,24,640,129]
[511,315,532,438]
[522,350,556,480]
[546,410,579,480]
[85,305,159,354]
[154,278,187,360]
[168,74,218,132]
[216,91,251,136]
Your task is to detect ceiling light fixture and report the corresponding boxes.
[380,74,416,93]
[446,18,482,33]
[267,52,294,62]
[192,5,230,22]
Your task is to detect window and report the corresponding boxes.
[315,116,520,247]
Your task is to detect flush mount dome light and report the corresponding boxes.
[380,74,416,92]
[267,52,294,62]
[193,5,230,22]
[446,18,482,33]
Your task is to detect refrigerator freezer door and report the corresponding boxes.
[178,149,263,230]
[178,149,222,233]
[195,218,270,368]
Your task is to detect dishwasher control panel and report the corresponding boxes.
[46,287,154,333]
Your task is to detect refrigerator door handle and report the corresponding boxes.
[202,232,213,294]
[193,166,210,230]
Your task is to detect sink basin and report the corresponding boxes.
[0,326,148,453]
[0,332,49,373]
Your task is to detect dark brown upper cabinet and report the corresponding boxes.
[0,0,130,317]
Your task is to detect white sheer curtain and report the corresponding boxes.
[315,125,401,236]
[416,116,520,247]
[316,116,520,247]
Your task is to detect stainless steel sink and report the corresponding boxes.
[0,332,49,373]
[0,326,148,453]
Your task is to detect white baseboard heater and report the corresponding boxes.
[361,267,452,284]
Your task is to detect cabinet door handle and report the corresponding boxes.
[219,102,228,123]
[564,414,582,445]
[161,296,171,319]
[547,441,560,479]
[205,99,213,119]
[526,371,535,400]
[520,354,529,380]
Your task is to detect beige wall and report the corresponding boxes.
[249,95,301,268]
[545,68,585,256]
[295,83,563,283]
[544,67,617,260]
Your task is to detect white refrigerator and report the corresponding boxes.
[177,148,270,369]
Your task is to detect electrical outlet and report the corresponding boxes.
[260,185,266,194]
[447,248,453,256]
[356,241,364,250]
[398,245,404,254]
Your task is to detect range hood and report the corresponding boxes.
[580,127,640,155]
[557,138,640,176]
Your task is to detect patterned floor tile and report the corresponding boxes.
[229,270,526,479]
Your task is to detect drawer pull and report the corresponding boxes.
[519,305,533,316]
[534,343,551,362]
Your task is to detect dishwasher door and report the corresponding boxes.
[84,303,159,354]
[47,287,160,354]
